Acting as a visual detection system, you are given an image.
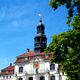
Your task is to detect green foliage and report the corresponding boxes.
[71,16,80,30]
[47,1,80,80]
[49,0,80,25]
[46,30,80,80]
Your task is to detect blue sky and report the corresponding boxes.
[0,0,68,69]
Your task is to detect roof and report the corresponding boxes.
[0,66,14,76]
[15,51,52,63]
[0,71,14,76]
[37,21,44,27]
[1,66,14,71]
[18,51,35,57]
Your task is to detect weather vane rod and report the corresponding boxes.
[38,14,42,22]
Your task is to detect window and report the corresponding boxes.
[50,64,55,70]
[25,57,28,60]
[19,67,23,73]
[40,76,45,80]
[6,76,8,79]
[29,77,33,80]
[50,75,55,80]
[19,77,23,80]
[3,76,5,79]
[10,76,11,78]
[62,72,64,75]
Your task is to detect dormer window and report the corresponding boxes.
[19,67,23,73]
[25,57,28,60]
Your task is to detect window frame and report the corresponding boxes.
[50,75,55,80]
[40,76,45,80]
[19,66,23,73]
[50,64,55,70]
[28,77,33,80]
[19,77,23,80]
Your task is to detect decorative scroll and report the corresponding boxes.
[33,61,39,69]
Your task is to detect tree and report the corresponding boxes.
[47,30,80,80]
[46,0,80,80]
[49,0,80,25]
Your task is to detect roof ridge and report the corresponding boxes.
[17,51,35,57]
[1,66,14,71]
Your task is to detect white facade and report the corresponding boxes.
[0,56,67,80]
[0,74,14,80]
[14,57,67,80]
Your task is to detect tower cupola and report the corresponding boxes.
[37,18,45,34]
[34,15,47,53]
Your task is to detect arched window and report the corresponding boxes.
[19,77,23,80]
[50,75,55,80]
[19,67,23,73]
[28,77,33,80]
[50,64,55,70]
[40,76,45,80]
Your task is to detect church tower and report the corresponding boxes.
[34,16,47,53]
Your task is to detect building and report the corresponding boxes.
[0,17,67,80]
[0,63,14,80]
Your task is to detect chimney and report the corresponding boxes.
[26,48,30,52]
[10,63,12,66]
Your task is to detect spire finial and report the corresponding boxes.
[38,14,42,22]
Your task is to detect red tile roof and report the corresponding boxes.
[15,51,52,63]
[18,52,46,57]
[0,71,14,76]
[0,66,14,76]
[18,52,35,57]
[1,66,14,71]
